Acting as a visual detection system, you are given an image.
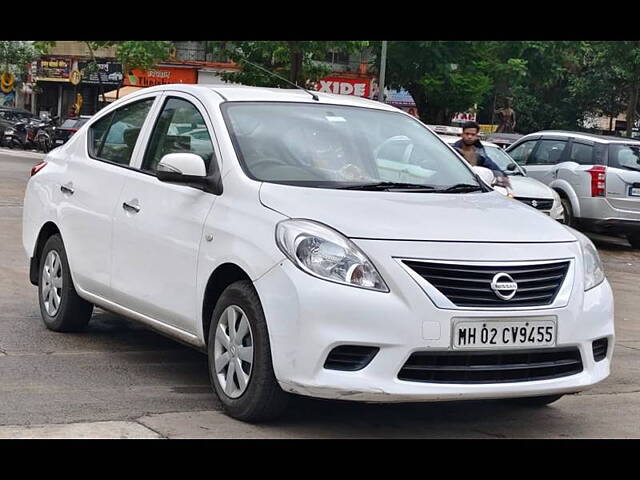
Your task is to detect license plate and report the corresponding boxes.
[453,319,556,350]
[55,139,63,144]
[629,187,640,197]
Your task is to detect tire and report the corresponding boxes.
[560,197,575,227]
[37,234,93,332]
[505,394,564,407]
[207,280,289,422]
[627,233,640,249]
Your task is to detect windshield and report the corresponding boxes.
[484,145,523,175]
[221,102,482,190]
[609,144,640,171]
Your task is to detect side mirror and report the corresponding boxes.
[506,163,516,171]
[158,153,206,177]
[473,166,496,186]
[156,153,222,195]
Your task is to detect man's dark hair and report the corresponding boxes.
[462,121,480,133]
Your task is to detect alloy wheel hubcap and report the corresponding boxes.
[214,305,254,399]
[41,250,62,316]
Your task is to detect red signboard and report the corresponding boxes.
[314,76,372,98]
[124,67,198,87]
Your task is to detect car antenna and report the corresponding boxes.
[233,51,320,101]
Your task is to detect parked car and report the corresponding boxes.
[52,116,92,146]
[22,85,614,422]
[506,130,640,248]
[439,135,564,221]
[486,133,524,149]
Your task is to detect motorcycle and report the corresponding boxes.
[3,118,29,149]
[34,117,57,153]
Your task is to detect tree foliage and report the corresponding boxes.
[0,41,38,75]
[208,41,368,88]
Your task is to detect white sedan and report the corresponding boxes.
[440,135,565,221]
[22,84,612,422]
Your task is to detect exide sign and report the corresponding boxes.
[314,77,371,98]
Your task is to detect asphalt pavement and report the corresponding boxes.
[0,148,639,438]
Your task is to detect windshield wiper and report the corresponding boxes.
[430,183,485,193]
[336,181,437,191]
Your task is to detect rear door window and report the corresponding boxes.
[569,142,594,165]
[529,139,568,165]
[88,98,154,166]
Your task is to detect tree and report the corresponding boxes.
[208,41,368,88]
[0,41,38,106]
[376,41,495,125]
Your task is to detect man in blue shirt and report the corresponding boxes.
[453,121,511,187]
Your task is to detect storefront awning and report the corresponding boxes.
[104,86,144,102]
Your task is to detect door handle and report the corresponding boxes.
[122,201,140,214]
[60,184,74,195]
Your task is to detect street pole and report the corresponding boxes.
[378,41,387,103]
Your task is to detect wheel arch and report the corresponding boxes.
[549,180,581,218]
[201,263,253,346]
[29,221,61,286]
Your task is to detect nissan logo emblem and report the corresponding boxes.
[490,272,518,300]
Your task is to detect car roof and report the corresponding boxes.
[122,83,401,113]
[522,130,640,145]
[439,134,499,148]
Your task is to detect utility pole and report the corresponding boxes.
[378,41,387,103]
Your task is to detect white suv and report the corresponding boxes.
[22,85,614,422]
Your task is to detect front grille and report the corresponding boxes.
[592,338,608,362]
[398,348,583,384]
[403,260,570,308]
[324,345,379,371]
[515,197,554,210]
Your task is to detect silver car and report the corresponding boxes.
[506,131,640,249]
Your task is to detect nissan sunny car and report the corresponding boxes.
[22,84,614,421]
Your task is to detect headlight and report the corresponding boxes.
[275,219,389,292]
[4,128,13,134]
[550,190,564,221]
[566,226,605,291]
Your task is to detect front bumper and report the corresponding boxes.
[254,240,615,402]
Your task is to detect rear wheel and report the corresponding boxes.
[505,394,564,407]
[207,280,289,422]
[38,234,93,332]
[627,233,640,249]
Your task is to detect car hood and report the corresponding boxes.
[259,183,576,242]
[508,175,554,199]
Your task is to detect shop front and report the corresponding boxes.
[34,57,123,117]
[124,66,198,87]
[313,74,374,99]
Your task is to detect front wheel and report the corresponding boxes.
[560,197,575,228]
[504,394,564,407]
[207,280,289,422]
[627,233,640,249]
[38,234,93,332]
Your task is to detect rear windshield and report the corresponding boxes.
[609,144,640,172]
[61,119,78,129]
